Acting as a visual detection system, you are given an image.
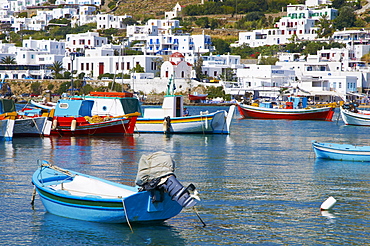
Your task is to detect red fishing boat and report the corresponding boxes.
[188,93,208,101]
[237,97,335,121]
[50,98,139,136]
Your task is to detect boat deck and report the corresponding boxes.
[50,175,136,199]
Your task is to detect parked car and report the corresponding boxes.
[30,93,40,97]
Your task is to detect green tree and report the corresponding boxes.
[206,86,231,101]
[131,64,145,73]
[212,38,231,54]
[30,82,42,94]
[122,18,138,26]
[258,56,279,65]
[81,84,94,95]
[220,68,235,81]
[316,15,334,38]
[195,17,210,28]
[49,61,64,78]
[231,43,255,59]
[334,6,356,30]
[0,56,16,64]
[57,82,71,94]
[194,56,204,80]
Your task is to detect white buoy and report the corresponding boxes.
[320,196,337,210]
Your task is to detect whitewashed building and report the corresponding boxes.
[62,54,161,79]
[232,1,338,48]
[65,32,108,52]
[127,19,214,56]
[96,14,132,29]
[165,2,182,20]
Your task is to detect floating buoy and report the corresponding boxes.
[320,196,337,210]
[71,119,77,131]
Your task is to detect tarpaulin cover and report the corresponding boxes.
[135,151,175,186]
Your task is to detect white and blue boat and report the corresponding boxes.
[312,140,370,162]
[32,152,199,223]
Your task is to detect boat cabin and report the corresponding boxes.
[73,92,142,117]
[144,95,184,118]
[54,99,94,117]
[288,96,308,109]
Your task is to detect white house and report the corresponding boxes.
[165,2,182,20]
[232,1,338,48]
[62,54,161,79]
[65,32,108,52]
[96,14,132,29]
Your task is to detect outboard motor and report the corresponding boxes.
[135,151,199,208]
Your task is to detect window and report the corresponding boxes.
[81,63,84,70]
[339,82,342,88]
[86,63,89,70]
[127,62,130,70]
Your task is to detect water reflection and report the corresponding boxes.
[31,213,187,245]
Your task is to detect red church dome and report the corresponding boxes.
[170,52,185,58]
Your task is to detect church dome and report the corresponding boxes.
[170,52,184,58]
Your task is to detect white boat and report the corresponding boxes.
[340,103,370,126]
[30,100,57,110]
[76,91,235,134]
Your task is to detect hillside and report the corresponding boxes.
[101,0,200,19]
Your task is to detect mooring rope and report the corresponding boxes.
[121,198,133,233]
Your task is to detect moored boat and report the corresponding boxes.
[31,151,199,223]
[312,140,370,162]
[78,92,235,134]
[237,97,334,121]
[50,98,139,136]
[340,102,370,126]
[188,93,208,101]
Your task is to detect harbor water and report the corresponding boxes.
[1,106,370,245]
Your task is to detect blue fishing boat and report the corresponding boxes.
[31,152,199,223]
[312,140,370,162]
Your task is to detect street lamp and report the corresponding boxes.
[70,52,76,96]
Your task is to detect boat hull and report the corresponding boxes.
[237,104,334,121]
[50,116,137,136]
[13,117,51,137]
[188,94,207,101]
[312,141,370,162]
[136,108,233,134]
[340,108,370,126]
[0,119,14,141]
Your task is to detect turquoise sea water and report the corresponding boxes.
[1,106,370,245]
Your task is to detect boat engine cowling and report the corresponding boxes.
[135,151,199,208]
